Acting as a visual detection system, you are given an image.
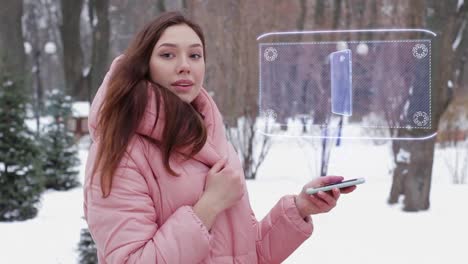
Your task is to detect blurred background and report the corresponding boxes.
[0,0,467,263]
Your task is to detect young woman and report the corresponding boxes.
[84,11,356,264]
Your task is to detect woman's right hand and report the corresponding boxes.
[203,157,245,213]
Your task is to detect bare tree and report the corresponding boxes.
[0,0,26,79]
[26,2,44,135]
[88,0,111,102]
[226,115,273,179]
[300,0,465,211]
[189,0,294,179]
[59,0,85,99]
[388,0,466,211]
[453,0,468,95]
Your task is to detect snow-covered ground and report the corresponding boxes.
[0,135,467,264]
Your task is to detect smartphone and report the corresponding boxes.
[305,178,365,195]
[330,49,353,116]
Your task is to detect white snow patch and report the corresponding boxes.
[72,102,90,118]
[24,117,54,132]
[356,43,369,55]
[396,148,411,163]
[400,99,410,120]
[458,0,464,11]
[1,127,467,263]
[24,42,32,54]
[93,16,99,27]
[3,80,13,87]
[82,66,91,77]
[44,42,57,54]
[336,41,348,51]
[452,20,466,51]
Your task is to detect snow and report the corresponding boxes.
[380,4,394,16]
[93,16,99,27]
[427,8,435,17]
[400,99,410,121]
[457,116,468,130]
[109,5,118,12]
[37,16,47,29]
[72,102,90,118]
[24,42,32,55]
[50,4,57,13]
[336,41,348,51]
[5,165,31,175]
[396,148,411,163]
[44,42,57,54]
[24,117,54,132]
[452,20,465,51]
[3,80,13,87]
[356,43,369,56]
[0,135,467,263]
[458,0,464,12]
[82,66,91,77]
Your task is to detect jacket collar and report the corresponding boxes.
[137,82,228,167]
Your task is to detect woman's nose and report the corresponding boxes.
[176,57,190,74]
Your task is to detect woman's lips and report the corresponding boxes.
[171,79,194,93]
[171,84,193,92]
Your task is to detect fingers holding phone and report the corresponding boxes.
[305,177,364,195]
[295,176,363,218]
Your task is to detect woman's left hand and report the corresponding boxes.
[295,176,356,219]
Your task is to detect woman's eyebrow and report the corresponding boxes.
[157,43,202,49]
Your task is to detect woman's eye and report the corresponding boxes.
[160,53,173,58]
[191,54,202,59]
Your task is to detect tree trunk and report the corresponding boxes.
[389,0,460,211]
[89,0,110,102]
[453,1,468,94]
[60,0,85,100]
[0,0,26,79]
[389,137,437,210]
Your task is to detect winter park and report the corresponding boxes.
[1,1,468,264]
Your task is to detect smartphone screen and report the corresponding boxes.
[305,178,365,195]
[324,178,358,187]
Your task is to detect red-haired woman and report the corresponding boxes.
[84,11,356,264]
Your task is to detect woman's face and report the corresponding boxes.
[149,24,205,103]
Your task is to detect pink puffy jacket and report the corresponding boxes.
[83,57,313,263]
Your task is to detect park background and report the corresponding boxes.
[0,0,467,263]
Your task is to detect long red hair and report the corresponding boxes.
[93,11,207,197]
